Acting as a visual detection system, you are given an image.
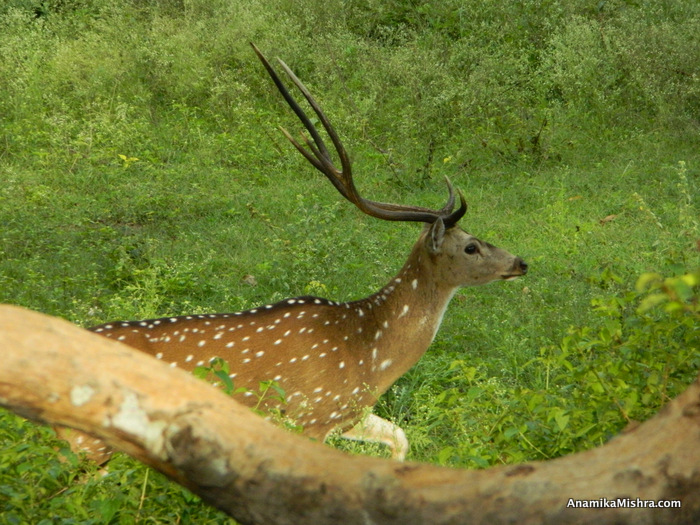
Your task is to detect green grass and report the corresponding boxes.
[1,0,698,522]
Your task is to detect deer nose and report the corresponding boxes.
[516,258,528,275]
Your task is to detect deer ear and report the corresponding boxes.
[427,217,446,254]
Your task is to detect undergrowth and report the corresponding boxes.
[0,0,698,522]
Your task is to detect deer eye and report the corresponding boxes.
[465,244,478,255]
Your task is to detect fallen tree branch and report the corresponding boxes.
[0,304,698,524]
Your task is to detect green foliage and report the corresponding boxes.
[193,359,304,435]
[0,0,698,521]
[192,357,240,396]
[192,358,289,410]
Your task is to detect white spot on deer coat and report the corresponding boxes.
[379,359,393,371]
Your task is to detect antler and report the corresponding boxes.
[251,43,467,228]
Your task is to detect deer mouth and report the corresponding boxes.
[501,274,522,281]
[501,258,528,280]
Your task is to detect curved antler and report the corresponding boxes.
[252,43,467,228]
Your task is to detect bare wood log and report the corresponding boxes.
[0,304,698,524]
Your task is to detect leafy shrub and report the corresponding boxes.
[413,268,699,467]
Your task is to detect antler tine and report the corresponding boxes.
[273,56,374,211]
[443,186,468,228]
[252,43,466,226]
[251,44,350,199]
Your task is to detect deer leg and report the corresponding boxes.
[339,413,408,461]
[54,426,113,474]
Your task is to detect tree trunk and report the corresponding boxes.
[0,304,698,524]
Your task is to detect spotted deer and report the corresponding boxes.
[56,44,527,464]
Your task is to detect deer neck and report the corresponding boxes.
[348,242,457,397]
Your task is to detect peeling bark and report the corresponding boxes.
[0,304,698,524]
